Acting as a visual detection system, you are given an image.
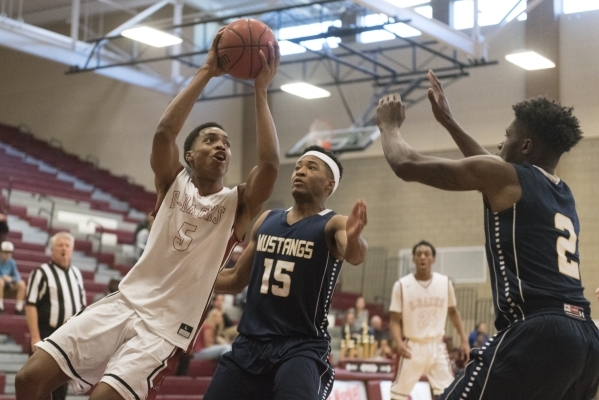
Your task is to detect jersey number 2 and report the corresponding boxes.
[555,213,580,280]
[260,258,295,297]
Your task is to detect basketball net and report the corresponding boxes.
[308,118,334,151]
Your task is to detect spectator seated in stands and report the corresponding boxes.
[210,293,238,342]
[468,322,490,348]
[193,308,232,360]
[353,295,369,332]
[370,315,392,358]
[342,308,362,341]
[0,241,26,315]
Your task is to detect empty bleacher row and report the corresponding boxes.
[0,124,156,212]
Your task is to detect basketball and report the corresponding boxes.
[217,19,278,80]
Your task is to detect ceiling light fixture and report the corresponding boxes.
[280,82,331,99]
[505,51,556,70]
[121,27,183,48]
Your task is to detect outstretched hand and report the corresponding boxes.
[376,93,406,130]
[427,70,455,127]
[346,200,367,242]
[203,26,227,78]
[254,42,280,90]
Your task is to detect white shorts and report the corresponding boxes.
[36,292,182,400]
[391,339,454,399]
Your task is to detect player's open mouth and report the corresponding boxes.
[213,153,226,162]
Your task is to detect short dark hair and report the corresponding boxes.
[302,145,344,180]
[512,97,582,154]
[412,240,436,257]
[183,122,225,165]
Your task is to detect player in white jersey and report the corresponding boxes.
[16,28,281,400]
[389,241,469,400]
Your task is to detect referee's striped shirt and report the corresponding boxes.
[26,261,87,332]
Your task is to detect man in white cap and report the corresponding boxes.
[0,241,26,315]
[204,145,369,400]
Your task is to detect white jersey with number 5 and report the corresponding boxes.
[119,168,239,349]
[389,272,456,341]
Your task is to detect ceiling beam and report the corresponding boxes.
[352,0,488,60]
[0,17,174,94]
[22,0,160,26]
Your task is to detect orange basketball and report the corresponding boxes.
[217,19,278,80]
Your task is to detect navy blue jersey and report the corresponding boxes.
[237,209,342,340]
[484,164,590,330]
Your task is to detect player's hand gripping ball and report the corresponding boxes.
[217,19,279,80]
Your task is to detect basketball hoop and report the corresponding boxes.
[309,118,334,151]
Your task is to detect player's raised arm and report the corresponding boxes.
[376,93,521,212]
[151,27,226,194]
[215,211,269,293]
[233,42,281,237]
[427,70,490,157]
[329,200,368,265]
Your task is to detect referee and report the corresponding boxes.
[25,231,86,400]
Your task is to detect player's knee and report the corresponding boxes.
[15,362,38,392]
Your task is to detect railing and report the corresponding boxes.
[37,194,56,245]
[85,221,105,274]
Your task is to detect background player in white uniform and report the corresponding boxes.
[389,240,469,400]
[15,28,281,400]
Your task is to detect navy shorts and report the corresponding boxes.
[440,312,599,400]
[203,335,333,400]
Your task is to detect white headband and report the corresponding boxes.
[299,150,340,195]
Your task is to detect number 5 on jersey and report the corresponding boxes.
[260,258,295,297]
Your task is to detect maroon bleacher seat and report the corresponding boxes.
[113,263,134,276]
[158,376,212,395]
[12,249,48,264]
[8,240,45,252]
[6,231,22,241]
[7,205,27,219]
[187,359,218,377]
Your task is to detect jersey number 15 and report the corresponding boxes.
[260,258,295,298]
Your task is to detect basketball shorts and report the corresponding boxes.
[391,339,453,399]
[36,292,182,400]
[440,312,599,400]
[204,334,333,400]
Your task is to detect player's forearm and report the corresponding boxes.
[390,316,404,346]
[254,89,280,177]
[25,305,41,340]
[343,235,368,265]
[443,120,490,157]
[380,124,425,180]
[215,270,245,294]
[156,67,214,140]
